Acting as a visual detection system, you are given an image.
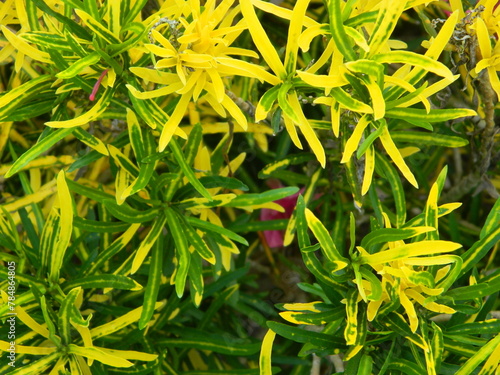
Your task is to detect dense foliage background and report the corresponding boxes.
[0,0,499,374]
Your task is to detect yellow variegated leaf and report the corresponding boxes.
[126,82,184,99]
[129,67,180,84]
[305,208,349,269]
[0,156,75,179]
[400,291,418,332]
[115,167,130,205]
[296,70,348,88]
[425,10,459,58]
[260,329,276,375]
[131,213,168,274]
[284,0,310,73]
[282,301,322,312]
[359,241,462,265]
[363,76,385,120]
[344,290,358,345]
[367,0,406,57]
[49,170,73,282]
[15,303,50,338]
[362,145,375,195]
[68,345,133,367]
[222,93,248,130]
[159,91,192,151]
[288,91,325,167]
[216,57,281,84]
[90,302,163,339]
[345,26,369,52]
[251,0,318,27]
[279,311,315,325]
[46,87,113,128]
[283,113,303,150]
[240,0,285,79]
[0,341,56,355]
[379,126,418,188]
[374,51,454,80]
[341,115,370,163]
[96,347,158,362]
[1,25,51,63]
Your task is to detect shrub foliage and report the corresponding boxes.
[0,0,499,374]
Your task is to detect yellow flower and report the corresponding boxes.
[353,234,461,332]
[472,16,500,98]
[130,0,278,151]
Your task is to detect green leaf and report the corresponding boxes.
[255,85,280,121]
[32,0,91,40]
[38,209,60,277]
[131,213,168,274]
[56,52,101,79]
[83,223,140,275]
[123,0,148,24]
[446,320,500,335]
[460,224,500,277]
[480,198,500,239]
[284,0,310,73]
[391,131,468,147]
[170,138,212,201]
[330,87,373,113]
[58,287,82,345]
[186,216,248,246]
[282,306,344,325]
[374,51,454,79]
[305,208,349,270]
[431,322,444,373]
[66,178,115,202]
[22,32,73,52]
[224,187,299,207]
[387,359,426,375]
[139,235,163,330]
[102,199,160,223]
[386,107,476,123]
[49,170,74,283]
[356,119,386,159]
[228,219,288,233]
[182,218,216,264]
[374,152,406,227]
[73,217,130,233]
[7,352,61,375]
[259,154,316,178]
[260,329,276,375]
[5,129,74,178]
[75,9,121,44]
[63,275,141,291]
[159,329,260,356]
[384,313,428,351]
[361,227,435,248]
[188,250,204,307]
[446,273,500,300]
[73,127,109,155]
[267,321,346,349]
[0,75,52,111]
[121,131,157,199]
[126,108,145,160]
[328,0,355,61]
[367,1,406,57]
[455,333,500,375]
[165,207,190,297]
[358,354,374,375]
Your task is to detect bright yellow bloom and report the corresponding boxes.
[130,0,278,151]
[472,16,500,98]
[353,232,461,332]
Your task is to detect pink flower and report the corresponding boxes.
[260,180,304,248]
